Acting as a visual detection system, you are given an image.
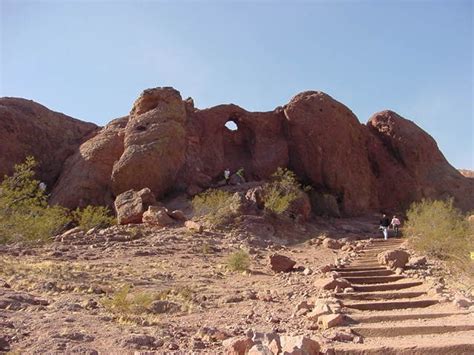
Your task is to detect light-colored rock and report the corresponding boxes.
[280,335,320,355]
[142,206,174,226]
[322,238,342,249]
[222,336,254,355]
[185,220,203,232]
[114,188,156,224]
[318,313,345,330]
[409,256,427,266]
[317,278,351,291]
[248,344,274,355]
[377,249,410,269]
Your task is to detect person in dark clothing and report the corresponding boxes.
[379,214,391,240]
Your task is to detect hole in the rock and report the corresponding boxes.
[136,125,147,131]
[225,120,238,131]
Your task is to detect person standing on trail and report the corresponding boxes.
[224,168,231,185]
[379,213,391,240]
[391,215,401,237]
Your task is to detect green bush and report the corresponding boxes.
[73,205,115,231]
[405,199,473,272]
[192,189,235,226]
[262,167,302,214]
[102,285,154,315]
[226,249,251,272]
[0,157,70,244]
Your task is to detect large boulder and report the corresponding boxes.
[142,206,174,227]
[279,335,320,355]
[377,249,410,269]
[114,188,156,225]
[0,98,97,188]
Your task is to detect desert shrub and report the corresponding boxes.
[192,189,236,226]
[0,157,70,244]
[262,167,302,214]
[226,249,251,272]
[73,205,115,231]
[405,199,473,272]
[102,284,154,315]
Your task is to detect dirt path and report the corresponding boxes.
[327,238,474,354]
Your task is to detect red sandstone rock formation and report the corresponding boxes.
[367,110,474,212]
[0,98,97,188]
[2,88,473,215]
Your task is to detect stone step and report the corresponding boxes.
[351,324,474,338]
[352,281,423,292]
[330,333,474,355]
[349,263,384,268]
[331,266,387,272]
[343,275,405,284]
[337,269,394,277]
[343,299,438,311]
[336,291,426,301]
[348,310,472,324]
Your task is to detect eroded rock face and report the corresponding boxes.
[50,116,128,208]
[284,91,378,215]
[367,110,474,212]
[111,87,187,197]
[4,87,473,216]
[114,188,156,225]
[0,98,97,188]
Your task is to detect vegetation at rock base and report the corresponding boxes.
[226,249,251,272]
[262,167,305,214]
[0,157,116,244]
[73,205,115,231]
[0,157,70,244]
[192,189,236,226]
[405,198,474,276]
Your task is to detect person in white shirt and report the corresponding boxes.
[391,215,401,237]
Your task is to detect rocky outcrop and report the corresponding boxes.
[284,91,377,215]
[0,98,97,188]
[3,88,473,216]
[459,169,474,178]
[50,116,127,208]
[367,110,474,212]
[111,88,187,197]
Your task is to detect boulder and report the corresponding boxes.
[222,336,254,355]
[248,344,274,355]
[169,209,186,221]
[142,206,174,227]
[269,254,296,272]
[377,249,410,269]
[279,335,320,355]
[185,220,204,233]
[318,313,345,330]
[322,238,342,249]
[114,188,156,225]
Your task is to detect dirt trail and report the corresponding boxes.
[328,238,474,354]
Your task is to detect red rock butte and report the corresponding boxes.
[1,87,472,215]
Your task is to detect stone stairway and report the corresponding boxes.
[327,238,474,354]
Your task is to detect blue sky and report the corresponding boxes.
[1,0,473,169]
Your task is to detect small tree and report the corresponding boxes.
[0,157,70,244]
[262,168,302,214]
[192,189,236,226]
[405,198,473,269]
[73,205,115,231]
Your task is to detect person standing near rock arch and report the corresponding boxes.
[391,215,401,237]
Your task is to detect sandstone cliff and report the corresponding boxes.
[0,98,97,188]
[1,89,472,215]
